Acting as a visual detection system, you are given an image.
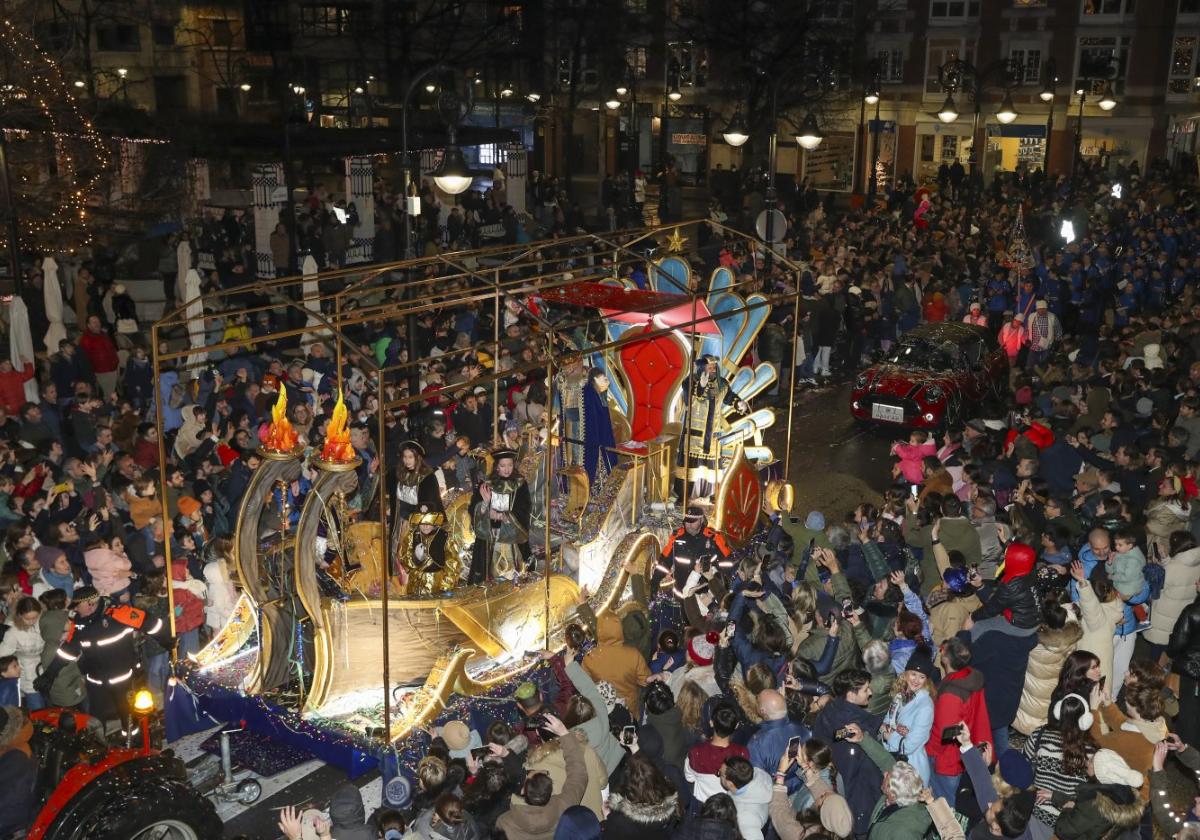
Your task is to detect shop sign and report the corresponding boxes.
[671,133,706,145]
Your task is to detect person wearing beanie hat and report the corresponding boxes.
[1050,748,1145,840]
[926,538,984,648]
[29,545,76,600]
[436,719,482,761]
[880,644,936,783]
[0,705,38,838]
[688,630,719,667]
[666,630,722,699]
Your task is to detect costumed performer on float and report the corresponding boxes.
[467,448,532,584]
[401,505,452,595]
[675,355,748,501]
[390,440,445,577]
[582,367,617,484]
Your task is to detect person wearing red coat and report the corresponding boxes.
[0,358,34,414]
[78,316,119,398]
[926,636,993,802]
[170,556,207,658]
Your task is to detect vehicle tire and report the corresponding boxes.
[44,755,221,840]
[236,777,263,804]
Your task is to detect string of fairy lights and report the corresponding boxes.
[0,17,109,251]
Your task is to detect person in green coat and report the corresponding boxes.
[904,496,982,596]
[38,609,85,708]
[838,722,936,840]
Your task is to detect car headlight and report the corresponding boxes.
[854,373,869,390]
[923,384,945,403]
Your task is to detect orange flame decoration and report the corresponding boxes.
[261,388,299,452]
[320,392,355,462]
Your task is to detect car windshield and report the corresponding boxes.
[883,340,958,372]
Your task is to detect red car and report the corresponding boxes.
[850,322,1008,429]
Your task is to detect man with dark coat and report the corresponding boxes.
[957,611,1038,756]
[811,668,883,836]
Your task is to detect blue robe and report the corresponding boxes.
[582,384,616,483]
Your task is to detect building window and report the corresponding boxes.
[941,135,959,161]
[478,144,504,166]
[299,5,369,37]
[673,45,708,88]
[210,19,234,48]
[930,1,980,20]
[625,0,648,11]
[1082,0,1134,15]
[1184,0,1200,13]
[625,47,647,79]
[811,0,854,17]
[920,134,935,162]
[1169,35,1200,93]
[877,47,905,82]
[1014,0,1048,6]
[1009,45,1043,84]
[1076,35,1129,93]
[926,39,973,93]
[96,24,141,52]
[151,22,176,46]
[154,75,188,113]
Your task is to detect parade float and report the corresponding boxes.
[153,220,805,778]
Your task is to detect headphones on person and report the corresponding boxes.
[1052,692,1094,730]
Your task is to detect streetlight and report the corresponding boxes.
[795,112,823,150]
[1039,82,1055,103]
[431,140,474,195]
[425,83,436,93]
[667,81,682,102]
[353,85,364,95]
[605,96,622,110]
[73,80,85,89]
[722,112,749,147]
[526,92,541,103]
[994,91,1018,124]
[239,82,251,92]
[937,93,959,123]
[500,84,514,98]
[864,88,880,106]
[1098,83,1117,111]
[116,67,128,79]
[1041,57,1058,173]
[615,85,628,96]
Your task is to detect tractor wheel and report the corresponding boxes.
[81,779,219,840]
[47,764,222,840]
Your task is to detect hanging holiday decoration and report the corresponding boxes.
[0,18,109,253]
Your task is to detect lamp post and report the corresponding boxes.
[761,68,826,266]
[1040,57,1057,175]
[936,58,1021,183]
[1071,56,1119,181]
[862,60,882,201]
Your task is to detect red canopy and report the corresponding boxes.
[539,281,720,334]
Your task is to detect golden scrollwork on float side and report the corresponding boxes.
[763,480,794,515]
[596,531,661,617]
[714,444,763,547]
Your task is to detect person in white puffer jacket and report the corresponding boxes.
[0,596,44,708]
[1145,533,1200,652]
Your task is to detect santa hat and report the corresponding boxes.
[688,631,719,666]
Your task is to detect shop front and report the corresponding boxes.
[913,119,974,186]
[983,123,1047,178]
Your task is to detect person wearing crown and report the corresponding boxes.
[402,506,451,596]
[468,448,532,585]
[390,440,445,577]
[675,355,748,501]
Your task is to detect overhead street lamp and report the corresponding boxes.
[857,59,883,198]
[721,111,749,147]
[1071,55,1120,179]
[935,57,1023,180]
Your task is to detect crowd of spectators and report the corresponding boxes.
[6,151,1200,840]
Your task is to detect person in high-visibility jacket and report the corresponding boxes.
[37,586,172,726]
[653,506,732,600]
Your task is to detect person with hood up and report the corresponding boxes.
[495,714,587,840]
[1013,601,1083,736]
[927,636,993,802]
[970,540,1040,630]
[581,609,650,716]
[1048,748,1145,840]
[38,606,85,709]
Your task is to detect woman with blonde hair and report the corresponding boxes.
[880,645,936,783]
[676,679,708,742]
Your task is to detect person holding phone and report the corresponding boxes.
[747,688,810,780]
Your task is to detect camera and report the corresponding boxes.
[524,713,548,732]
[834,727,854,741]
[941,724,963,743]
[470,746,491,762]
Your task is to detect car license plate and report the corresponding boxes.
[871,403,905,423]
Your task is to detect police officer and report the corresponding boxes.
[653,506,732,600]
[37,586,172,728]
